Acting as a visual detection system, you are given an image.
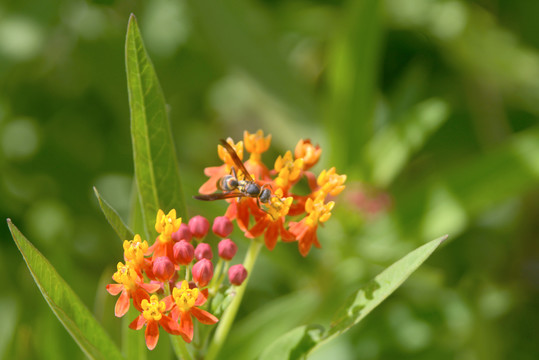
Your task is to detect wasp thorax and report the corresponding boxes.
[245,182,261,196]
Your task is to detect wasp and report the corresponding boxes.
[194,139,272,207]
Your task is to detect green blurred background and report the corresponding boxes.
[1,0,538,359]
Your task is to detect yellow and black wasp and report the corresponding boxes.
[194,139,272,207]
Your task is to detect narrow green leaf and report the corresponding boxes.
[260,235,446,359]
[325,0,383,171]
[94,187,134,242]
[7,220,124,360]
[324,235,447,344]
[125,14,186,238]
[259,325,323,360]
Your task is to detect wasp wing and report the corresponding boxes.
[219,139,254,182]
[193,192,247,201]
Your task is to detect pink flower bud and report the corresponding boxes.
[192,259,213,287]
[228,264,248,286]
[218,239,238,261]
[172,223,192,242]
[173,240,194,265]
[212,216,234,238]
[195,242,213,261]
[152,256,175,282]
[188,215,210,239]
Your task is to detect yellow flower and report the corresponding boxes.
[244,130,271,162]
[274,151,304,190]
[155,209,182,237]
[123,234,148,267]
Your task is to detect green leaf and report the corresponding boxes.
[259,325,324,360]
[260,235,447,359]
[94,186,134,242]
[325,0,383,171]
[129,180,146,237]
[325,235,446,343]
[125,14,186,239]
[7,220,124,360]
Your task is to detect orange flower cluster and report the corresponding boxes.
[198,130,346,256]
[106,210,246,350]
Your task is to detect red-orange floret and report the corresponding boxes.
[106,261,160,317]
[129,294,181,350]
[169,281,218,343]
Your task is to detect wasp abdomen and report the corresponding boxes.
[218,175,239,192]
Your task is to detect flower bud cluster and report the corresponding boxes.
[106,210,248,350]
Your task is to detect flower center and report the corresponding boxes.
[141,295,165,321]
[123,235,148,265]
[173,281,199,311]
[112,262,138,291]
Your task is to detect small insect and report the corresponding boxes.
[194,139,272,207]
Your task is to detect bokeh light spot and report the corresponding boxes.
[0,17,44,60]
[1,117,40,161]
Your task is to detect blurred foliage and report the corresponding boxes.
[1,0,538,359]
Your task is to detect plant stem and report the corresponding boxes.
[169,334,192,360]
[205,239,263,360]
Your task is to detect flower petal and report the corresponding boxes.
[279,220,296,242]
[145,320,160,350]
[191,307,219,325]
[264,221,279,250]
[106,283,123,296]
[129,314,146,330]
[195,289,208,306]
[179,312,194,343]
[162,295,175,311]
[140,282,161,294]
[114,290,130,317]
[246,216,269,238]
[236,200,250,232]
[159,314,181,335]
[132,288,150,312]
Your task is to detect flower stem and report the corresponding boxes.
[205,239,263,360]
[163,285,193,360]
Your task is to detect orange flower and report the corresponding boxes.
[244,129,271,157]
[243,130,271,181]
[106,261,160,317]
[129,295,181,350]
[294,139,322,170]
[274,151,304,192]
[289,196,335,256]
[196,132,346,256]
[155,209,182,236]
[246,190,294,249]
[123,234,150,275]
[314,167,347,199]
[169,281,218,343]
[224,197,252,232]
[148,209,182,259]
